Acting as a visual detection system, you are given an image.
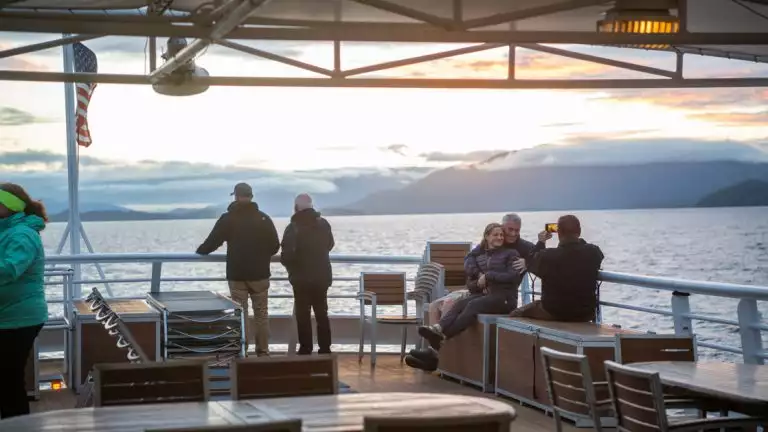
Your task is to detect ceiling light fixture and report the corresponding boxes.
[597,0,680,50]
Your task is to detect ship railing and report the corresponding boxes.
[42,252,767,365]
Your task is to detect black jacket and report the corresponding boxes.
[196,201,279,281]
[528,238,604,321]
[280,209,335,288]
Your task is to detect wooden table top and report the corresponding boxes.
[630,361,768,406]
[0,392,516,431]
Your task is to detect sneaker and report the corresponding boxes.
[417,325,445,351]
[405,354,438,372]
[318,349,332,355]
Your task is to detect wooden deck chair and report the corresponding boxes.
[93,360,209,407]
[363,412,513,432]
[604,361,766,432]
[230,354,339,400]
[615,333,727,416]
[357,272,420,366]
[424,241,472,297]
[231,355,337,400]
[540,347,612,432]
[145,420,302,432]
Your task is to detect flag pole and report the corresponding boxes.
[62,35,82,296]
[58,37,114,298]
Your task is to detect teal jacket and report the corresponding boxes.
[0,212,48,329]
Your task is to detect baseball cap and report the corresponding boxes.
[231,182,253,198]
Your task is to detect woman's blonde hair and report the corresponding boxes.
[480,222,503,250]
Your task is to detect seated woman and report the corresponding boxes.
[406,223,522,371]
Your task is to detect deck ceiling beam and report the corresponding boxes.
[1,14,767,46]
[460,0,613,30]
[520,43,678,78]
[148,0,270,83]
[0,34,101,58]
[346,0,454,29]
[1,70,767,89]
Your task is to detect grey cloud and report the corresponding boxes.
[421,150,507,162]
[4,150,430,214]
[0,107,56,126]
[383,144,408,156]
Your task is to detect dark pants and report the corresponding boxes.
[293,285,331,354]
[439,292,516,339]
[0,324,43,419]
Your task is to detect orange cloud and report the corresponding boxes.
[689,111,768,126]
[0,43,49,71]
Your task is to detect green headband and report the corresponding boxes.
[0,190,26,212]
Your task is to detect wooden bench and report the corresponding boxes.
[494,317,639,427]
[437,314,502,393]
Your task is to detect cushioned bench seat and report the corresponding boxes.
[437,314,503,393]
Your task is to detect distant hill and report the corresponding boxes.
[48,206,221,223]
[344,161,768,214]
[697,179,768,208]
[48,205,366,222]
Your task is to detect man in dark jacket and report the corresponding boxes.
[196,182,279,357]
[280,193,335,355]
[510,214,604,322]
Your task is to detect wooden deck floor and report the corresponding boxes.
[31,353,577,431]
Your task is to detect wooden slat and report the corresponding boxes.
[619,337,695,363]
[100,381,206,402]
[428,243,471,253]
[98,363,206,384]
[363,274,405,283]
[233,356,337,400]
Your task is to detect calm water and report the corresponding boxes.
[41,207,768,360]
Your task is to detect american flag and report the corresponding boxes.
[73,42,98,148]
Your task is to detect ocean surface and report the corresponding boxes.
[40,207,768,361]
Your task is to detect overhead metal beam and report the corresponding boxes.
[340,42,505,78]
[215,39,335,77]
[0,34,100,59]
[521,43,678,78]
[460,0,612,30]
[2,70,768,89]
[347,0,453,29]
[2,15,767,45]
[149,0,270,83]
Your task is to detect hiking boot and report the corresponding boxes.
[409,347,438,361]
[417,325,445,351]
[405,353,438,372]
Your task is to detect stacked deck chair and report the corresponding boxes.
[76,287,150,408]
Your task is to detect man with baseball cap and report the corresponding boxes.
[196,182,279,356]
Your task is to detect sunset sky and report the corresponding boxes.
[1,31,767,210]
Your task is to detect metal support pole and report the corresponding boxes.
[62,36,82,296]
[59,36,113,297]
[737,299,765,365]
[670,291,693,335]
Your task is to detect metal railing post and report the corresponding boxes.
[150,262,163,294]
[737,299,765,365]
[671,291,693,336]
[520,274,532,305]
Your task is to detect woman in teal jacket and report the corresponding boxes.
[0,183,48,419]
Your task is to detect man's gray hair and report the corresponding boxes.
[501,213,522,225]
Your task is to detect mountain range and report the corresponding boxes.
[44,139,768,221]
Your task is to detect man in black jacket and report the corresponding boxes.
[196,183,279,357]
[280,193,335,355]
[510,214,604,322]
